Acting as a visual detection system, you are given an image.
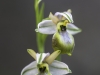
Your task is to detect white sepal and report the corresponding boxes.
[54,12,63,20]
[49,60,71,75]
[21,61,38,75]
[54,12,74,23]
[63,12,74,23]
[36,20,56,34]
[67,23,82,35]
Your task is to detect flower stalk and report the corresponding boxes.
[34,0,47,53]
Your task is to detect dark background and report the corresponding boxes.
[0,0,100,75]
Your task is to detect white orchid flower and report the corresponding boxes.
[21,49,71,75]
[35,9,81,56]
[36,9,81,35]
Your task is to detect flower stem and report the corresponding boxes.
[37,33,45,53]
[34,0,46,53]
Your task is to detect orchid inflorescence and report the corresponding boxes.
[21,9,81,75]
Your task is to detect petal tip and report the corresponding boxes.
[35,29,39,32]
[49,12,59,24]
[56,50,61,54]
[27,49,34,53]
[80,29,82,32]
[68,69,72,73]
[67,53,72,56]
[27,49,36,60]
[67,9,72,13]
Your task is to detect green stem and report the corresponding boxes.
[37,33,45,53]
[34,0,45,53]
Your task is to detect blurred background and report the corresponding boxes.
[0,0,100,75]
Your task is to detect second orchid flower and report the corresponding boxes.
[36,9,82,56]
[21,49,71,75]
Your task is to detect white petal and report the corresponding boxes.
[63,12,74,23]
[49,60,71,75]
[21,61,38,75]
[54,12,74,23]
[67,23,82,35]
[54,12,63,20]
[36,53,50,64]
[36,20,56,34]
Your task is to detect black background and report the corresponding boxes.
[0,0,100,75]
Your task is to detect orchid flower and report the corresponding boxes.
[21,49,71,75]
[35,9,81,56]
[36,9,81,35]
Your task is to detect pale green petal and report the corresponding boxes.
[27,49,36,60]
[49,60,71,75]
[45,50,61,64]
[67,23,82,35]
[36,53,50,64]
[49,12,59,24]
[36,20,56,34]
[21,61,38,75]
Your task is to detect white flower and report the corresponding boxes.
[36,9,81,35]
[35,9,82,55]
[21,49,71,75]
